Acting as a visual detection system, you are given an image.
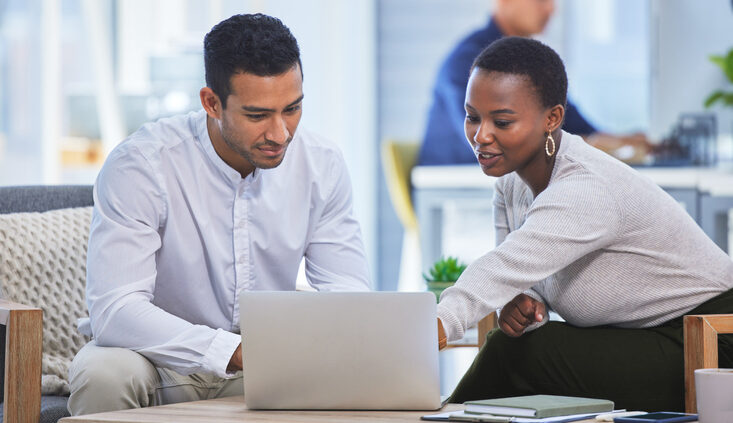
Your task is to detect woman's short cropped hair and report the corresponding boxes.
[472,36,567,110]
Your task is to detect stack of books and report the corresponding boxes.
[423,394,615,422]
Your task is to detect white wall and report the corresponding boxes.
[238,0,378,281]
[650,0,733,141]
[378,0,491,142]
[555,0,651,134]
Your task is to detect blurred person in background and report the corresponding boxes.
[418,0,651,166]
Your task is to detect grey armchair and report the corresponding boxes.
[0,185,93,423]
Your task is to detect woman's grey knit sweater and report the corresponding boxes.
[438,131,733,341]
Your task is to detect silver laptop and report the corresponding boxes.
[239,291,441,410]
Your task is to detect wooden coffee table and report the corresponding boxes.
[58,396,609,422]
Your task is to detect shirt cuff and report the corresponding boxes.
[524,315,549,333]
[437,302,465,342]
[522,289,544,304]
[521,289,549,333]
[201,328,242,379]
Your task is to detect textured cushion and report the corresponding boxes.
[39,395,71,423]
[0,185,93,214]
[0,207,92,396]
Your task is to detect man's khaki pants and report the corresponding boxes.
[68,342,243,416]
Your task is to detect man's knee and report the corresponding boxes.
[68,342,159,415]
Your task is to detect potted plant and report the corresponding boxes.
[704,47,733,108]
[423,256,467,302]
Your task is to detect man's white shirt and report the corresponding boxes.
[83,110,371,378]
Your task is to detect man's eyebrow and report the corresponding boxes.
[241,105,274,113]
[241,95,305,113]
[285,95,305,108]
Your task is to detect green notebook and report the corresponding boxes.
[464,394,614,418]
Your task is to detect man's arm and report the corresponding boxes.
[86,146,241,378]
[438,58,474,151]
[565,100,652,163]
[419,43,481,166]
[586,132,653,163]
[303,150,371,291]
[563,100,597,137]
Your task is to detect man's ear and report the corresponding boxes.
[546,104,565,133]
[200,87,223,120]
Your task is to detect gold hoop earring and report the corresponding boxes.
[545,133,556,157]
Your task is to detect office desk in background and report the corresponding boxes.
[412,165,733,270]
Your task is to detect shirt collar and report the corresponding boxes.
[195,109,262,184]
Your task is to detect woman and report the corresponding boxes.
[436,37,733,411]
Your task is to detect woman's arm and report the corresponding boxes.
[438,171,623,341]
[498,293,547,337]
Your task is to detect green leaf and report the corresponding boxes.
[423,256,468,282]
[709,50,733,84]
[704,91,733,108]
[705,90,725,108]
[723,92,733,106]
[710,55,726,71]
[726,49,733,84]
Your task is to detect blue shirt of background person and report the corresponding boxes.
[418,16,596,166]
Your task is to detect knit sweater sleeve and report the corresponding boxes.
[493,177,510,247]
[437,169,623,341]
[491,180,550,333]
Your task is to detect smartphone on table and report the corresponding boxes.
[614,412,697,423]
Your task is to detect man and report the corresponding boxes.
[68,13,370,415]
[418,0,649,166]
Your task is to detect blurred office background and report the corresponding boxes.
[1,0,732,294]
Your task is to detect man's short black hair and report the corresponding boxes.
[471,36,567,110]
[204,13,301,108]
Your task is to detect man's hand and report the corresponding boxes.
[586,132,653,164]
[498,294,546,337]
[437,319,447,350]
[227,343,242,372]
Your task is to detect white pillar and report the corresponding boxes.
[41,0,61,183]
[82,0,126,155]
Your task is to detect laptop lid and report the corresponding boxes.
[239,291,441,410]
